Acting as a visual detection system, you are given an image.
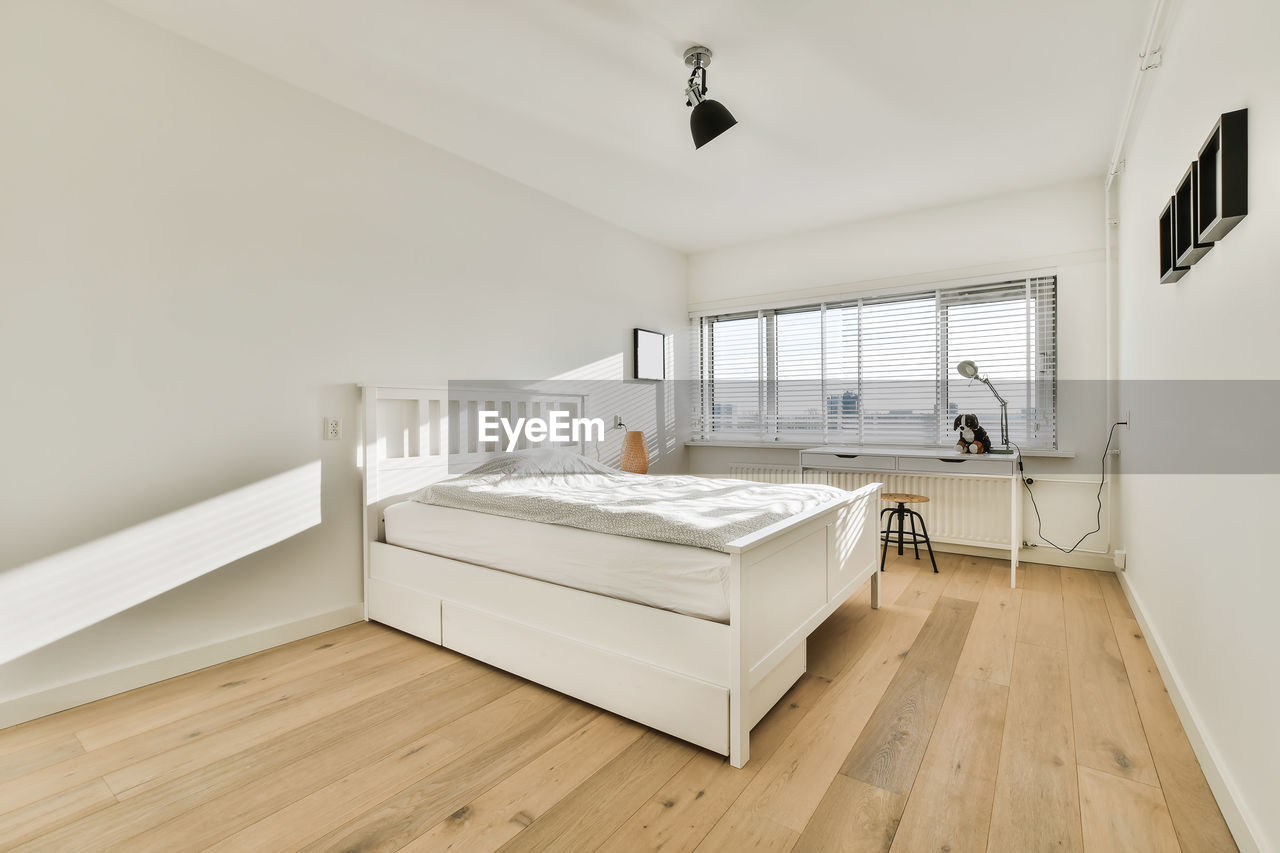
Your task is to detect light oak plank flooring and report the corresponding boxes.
[987,642,1084,852]
[1078,765,1181,852]
[1063,594,1159,786]
[0,556,1235,852]
[1110,618,1235,852]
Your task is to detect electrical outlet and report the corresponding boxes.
[1114,549,1127,570]
[613,415,624,430]
[1122,410,1131,429]
[323,417,342,440]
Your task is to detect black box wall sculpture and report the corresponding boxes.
[1158,108,1247,284]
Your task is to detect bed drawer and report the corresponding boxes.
[800,451,897,472]
[442,601,729,755]
[900,455,1016,476]
[367,576,442,644]
[370,541,728,685]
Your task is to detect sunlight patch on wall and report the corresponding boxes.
[549,353,623,381]
[0,461,322,666]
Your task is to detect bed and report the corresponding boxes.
[384,502,734,622]
[361,384,882,767]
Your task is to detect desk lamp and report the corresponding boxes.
[956,360,1013,454]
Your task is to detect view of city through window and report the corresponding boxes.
[694,277,1056,448]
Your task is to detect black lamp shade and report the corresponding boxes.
[690,99,737,149]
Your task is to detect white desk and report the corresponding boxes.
[799,445,1021,588]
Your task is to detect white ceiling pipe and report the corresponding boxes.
[1101,0,1182,556]
[1105,0,1184,190]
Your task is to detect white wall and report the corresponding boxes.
[686,179,1117,562]
[1115,0,1280,848]
[0,0,686,716]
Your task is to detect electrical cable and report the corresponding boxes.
[1010,421,1125,554]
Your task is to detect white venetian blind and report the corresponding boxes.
[692,275,1057,448]
[942,276,1057,447]
[861,293,938,444]
[700,311,763,434]
[775,308,824,433]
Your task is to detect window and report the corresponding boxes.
[692,275,1057,448]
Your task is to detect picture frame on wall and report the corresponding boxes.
[1159,197,1189,284]
[1174,162,1213,267]
[634,328,666,381]
[1156,108,1247,284]
[1196,108,1248,243]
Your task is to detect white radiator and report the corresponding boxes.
[727,463,1012,548]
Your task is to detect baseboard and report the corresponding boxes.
[933,540,1116,572]
[1116,574,1266,853]
[0,604,365,729]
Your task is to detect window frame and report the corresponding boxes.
[691,274,1058,449]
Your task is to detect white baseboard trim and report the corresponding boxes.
[0,603,365,729]
[1116,573,1266,853]
[933,540,1116,572]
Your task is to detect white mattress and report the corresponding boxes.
[382,501,732,622]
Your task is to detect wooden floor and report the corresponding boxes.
[0,552,1237,852]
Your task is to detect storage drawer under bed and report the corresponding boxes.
[441,601,730,754]
[366,576,441,644]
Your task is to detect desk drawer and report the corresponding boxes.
[901,455,1015,476]
[800,452,897,472]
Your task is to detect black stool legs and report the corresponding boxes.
[880,502,938,573]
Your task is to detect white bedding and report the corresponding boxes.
[412,448,848,551]
[383,501,733,622]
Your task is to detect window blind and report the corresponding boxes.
[692,275,1057,448]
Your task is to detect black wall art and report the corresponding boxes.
[634,328,666,380]
[1159,108,1247,284]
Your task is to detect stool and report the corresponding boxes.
[880,493,938,573]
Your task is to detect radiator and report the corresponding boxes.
[727,463,1012,548]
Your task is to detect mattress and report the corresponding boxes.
[382,501,732,623]
[413,447,847,552]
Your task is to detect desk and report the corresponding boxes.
[800,445,1021,588]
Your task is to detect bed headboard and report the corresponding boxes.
[359,383,589,547]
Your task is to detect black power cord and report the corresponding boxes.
[1010,421,1125,554]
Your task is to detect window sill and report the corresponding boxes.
[684,439,1076,459]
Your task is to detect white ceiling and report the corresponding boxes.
[107,0,1152,252]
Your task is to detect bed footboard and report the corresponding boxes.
[724,483,882,767]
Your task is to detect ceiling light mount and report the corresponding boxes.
[683,45,712,71]
[683,46,711,108]
[682,44,736,149]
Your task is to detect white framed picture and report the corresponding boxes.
[634,328,666,381]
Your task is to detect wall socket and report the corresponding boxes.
[613,415,625,430]
[1122,410,1132,429]
[323,417,342,440]
[1114,549,1127,571]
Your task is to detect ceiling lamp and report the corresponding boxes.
[684,45,737,149]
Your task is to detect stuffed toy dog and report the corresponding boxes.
[953,414,991,454]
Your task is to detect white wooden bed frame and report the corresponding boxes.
[360,384,881,767]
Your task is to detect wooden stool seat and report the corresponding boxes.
[882,492,929,504]
[879,492,938,573]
